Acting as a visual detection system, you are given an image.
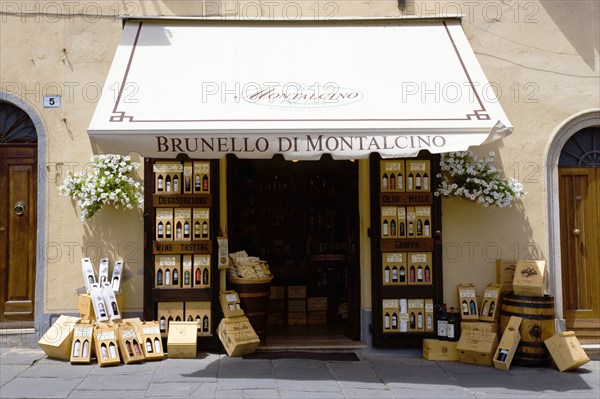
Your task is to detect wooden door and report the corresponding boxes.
[0,146,37,322]
[559,168,600,344]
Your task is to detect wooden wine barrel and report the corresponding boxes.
[500,293,555,366]
[229,277,273,343]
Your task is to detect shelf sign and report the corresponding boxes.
[43,96,61,108]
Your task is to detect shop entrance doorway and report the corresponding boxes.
[227,155,361,346]
[0,101,38,326]
[558,126,600,344]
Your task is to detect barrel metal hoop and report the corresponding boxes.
[500,310,554,320]
[501,300,555,309]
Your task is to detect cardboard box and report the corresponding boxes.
[423,339,459,361]
[270,286,285,300]
[381,207,397,238]
[182,255,193,288]
[383,299,400,332]
[220,291,244,318]
[193,161,210,193]
[269,299,285,312]
[101,282,121,322]
[218,316,260,357]
[307,297,328,311]
[408,252,432,285]
[38,315,81,360]
[544,331,591,372]
[98,258,109,285]
[157,302,184,335]
[217,236,229,269]
[70,321,93,364]
[493,316,522,371]
[140,321,165,361]
[480,283,502,323]
[267,313,284,326]
[457,323,499,366]
[111,260,123,293]
[380,160,405,192]
[406,206,416,238]
[496,259,516,292]
[154,161,183,194]
[122,317,144,343]
[174,208,192,241]
[288,312,307,325]
[415,206,432,238]
[79,293,122,322]
[185,301,211,336]
[382,253,406,285]
[287,286,307,299]
[156,208,174,241]
[408,299,425,332]
[89,283,109,322]
[155,255,180,289]
[513,260,547,297]
[458,283,479,321]
[308,311,327,325]
[94,324,121,367]
[288,299,307,312]
[406,160,431,192]
[425,298,434,332]
[118,322,145,364]
[397,207,407,238]
[193,254,211,287]
[193,208,210,240]
[81,257,96,294]
[461,321,499,334]
[167,321,198,358]
[183,162,193,194]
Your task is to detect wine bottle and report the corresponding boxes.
[461,300,469,316]
[417,266,423,283]
[195,175,201,191]
[382,219,389,236]
[390,173,396,190]
[398,172,403,190]
[165,175,171,192]
[146,338,153,353]
[382,173,388,190]
[424,219,430,237]
[391,313,398,329]
[408,173,414,190]
[447,307,459,341]
[415,173,422,190]
[195,268,201,284]
[384,312,390,329]
[424,265,431,283]
[165,269,171,286]
[488,301,496,317]
[194,221,200,238]
[384,266,390,283]
[399,266,406,283]
[409,266,416,283]
[203,315,209,332]
[391,266,398,283]
[469,300,477,315]
[166,222,172,238]
[184,221,190,238]
[173,268,179,286]
[173,175,179,193]
[154,337,161,353]
[202,221,208,238]
[157,174,164,192]
[203,268,209,285]
[202,174,209,191]
[423,172,429,190]
[437,303,448,340]
[390,219,396,236]
[157,269,163,286]
[417,219,423,236]
[176,222,182,239]
[157,222,164,238]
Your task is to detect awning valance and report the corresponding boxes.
[88,19,512,160]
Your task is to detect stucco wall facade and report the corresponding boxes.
[1,0,598,339]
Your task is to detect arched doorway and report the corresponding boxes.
[0,100,38,326]
[558,126,600,344]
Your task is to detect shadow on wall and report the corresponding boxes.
[540,0,600,70]
[440,145,544,302]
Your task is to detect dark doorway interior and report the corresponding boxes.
[227,155,361,345]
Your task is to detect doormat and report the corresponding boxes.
[243,351,360,361]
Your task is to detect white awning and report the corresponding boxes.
[88,19,512,160]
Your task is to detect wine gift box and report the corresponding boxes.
[287,286,307,299]
[157,302,184,335]
[408,299,425,332]
[380,160,405,192]
[111,260,123,293]
[406,206,416,238]
[38,315,81,360]
[405,160,431,192]
[94,324,121,367]
[155,255,180,289]
[408,252,433,285]
[193,208,210,240]
[382,253,406,285]
[382,299,400,332]
[423,339,459,361]
[70,321,93,364]
[397,207,407,238]
[173,208,192,241]
[181,255,193,288]
[457,322,499,366]
[496,259,516,292]
[154,161,183,195]
[219,291,244,318]
[193,161,210,194]
[89,283,109,322]
[118,322,145,364]
[101,282,122,322]
[98,258,109,285]
[479,283,502,323]
[544,331,591,372]
[79,293,123,322]
[193,254,211,288]
[493,316,522,371]
[81,257,96,294]
[183,162,193,194]
[184,301,211,336]
[166,321,198,358]
[381,207,397,238]
[513,260,547,297]
[458,283,479,321]
[424,299,435,332]
[140,321,165,361]
[217,316,260,357]
[156,208,174,241]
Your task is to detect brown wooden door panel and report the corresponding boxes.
[559,168,600,323]
[0,146,37,321]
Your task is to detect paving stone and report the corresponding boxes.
[215,389,281,398]
[152,360,218,383]
[0,377,81,398]
[377,367,458,388]
[68,389,148,398]
[391,387,477,399]
[145,382,203,397]
[75,373,152,390]
[453,374,540,395]
[280,391,345,399]
[0,349,45,365]
[343,388,395,398]
[17,364,93,378]
[438,361,502,375]
[191,382,217,398]
[217,377,278,390]
[277,379,341,392]
[88,361,159,375]
[0,364,29,386]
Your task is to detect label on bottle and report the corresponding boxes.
[437,320,447,337]
[447,323,455,339]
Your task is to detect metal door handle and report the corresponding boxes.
[572,228,581,237]
[13,201,25,216]
[0,227,5,232]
